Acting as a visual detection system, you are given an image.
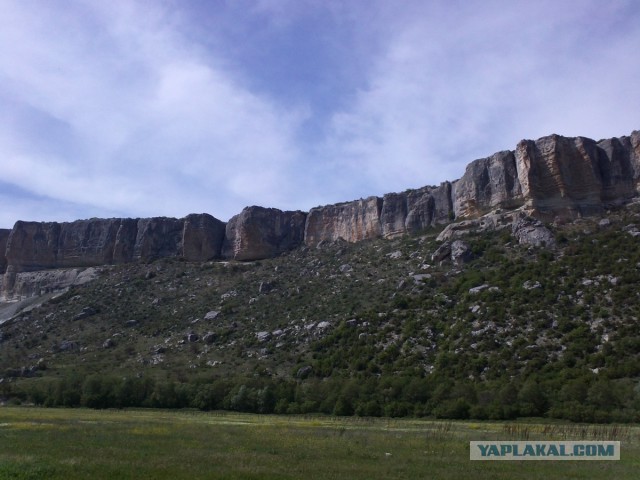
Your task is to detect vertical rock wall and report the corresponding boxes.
[380,183,454,238]
[515,133,640,218]
[1,130,639,288]
[182,213,226,262]
[304,196,383,246]
[223,207,307,260]
[0,229,10,275]
[453,151,522,218]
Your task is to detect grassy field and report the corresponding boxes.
[0,407,638,479]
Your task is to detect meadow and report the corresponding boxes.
[0,407,638,479]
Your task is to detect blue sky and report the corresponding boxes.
[1,0,639,227]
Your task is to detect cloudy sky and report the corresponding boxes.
[0,0,638,227]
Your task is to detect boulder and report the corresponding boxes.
[58,340,78,352]
[451,240,473,265]
[74,306,98,321]
[296,365,313,379]
[186,332,199,343]
[256,331,271,342]
[432,240,475,264]
[203,332,217,344]
[431,242,451,263]
[512,217,555,248]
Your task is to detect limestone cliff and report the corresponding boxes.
[0,229,10,275]
[303,187,451,246]
[4,214,226,273]
[514,132,640,219]
[453,151,522,218]
[449,130,640,221]
[1,214,226,298]
[380,183,453,238]
[516,135,610,218]
[1,128,639,302]
[304,196,383,246]
[183,213,226,262]
[223,207,306,260]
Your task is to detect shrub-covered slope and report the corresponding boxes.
[2,207,640,421]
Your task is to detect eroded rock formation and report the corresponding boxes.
[304,196,383,246]
[2,214,226,276]
[0,215,227,299]
[381,183,453,238]
[223,207,306,260]
[8,267,100,300]
[453,150,522,218]
[1,129,639,302]
[0,229,10,275]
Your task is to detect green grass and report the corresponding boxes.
[0,407,639,479]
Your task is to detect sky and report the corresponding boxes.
[0,0,639,228]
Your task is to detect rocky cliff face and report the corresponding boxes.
[1,215,227,299]
[1,129,639,302]
[453,150,522,218]
[4,214,226,275]
[450,130,640,221]
[183,214,227,262]
[8,267,100,301]
[223,207,306,260]
[304,197,383,246]
[514,132,640,219]
[0,229,10,275]
[381,183,453,238]
[302,183,454,245]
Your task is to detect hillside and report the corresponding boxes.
[2,204,640,421]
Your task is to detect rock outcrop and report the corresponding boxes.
[450,131,640,221]
[515,132,640,219]
[304,196,383,246]
[1,129,639,302]
[1,214,226,298]
[453,151,522,218]
[511,217,556,248]
[7,267,100,301]
[430,239,473,265]
[183,214,227,262]
[0,229,10,274]
[436,211,518,242]
[223,207,306,260]
[381,183,453,238]
[304,183,454,245]
[3,214,226,276]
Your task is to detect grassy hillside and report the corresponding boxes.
[2,206,640,421]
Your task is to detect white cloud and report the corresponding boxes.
[0,0,305,223]
[320,0,640,195]
[0,0,638,227]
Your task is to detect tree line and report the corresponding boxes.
[4,371,639,423]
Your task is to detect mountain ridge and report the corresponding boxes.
[1,129,639,302]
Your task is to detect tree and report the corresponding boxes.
[518,380,547,417]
